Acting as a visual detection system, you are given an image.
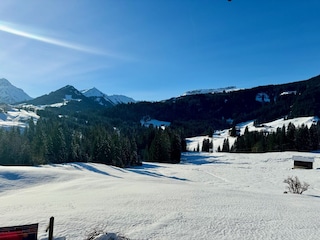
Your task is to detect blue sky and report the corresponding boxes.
[0,0,319,101]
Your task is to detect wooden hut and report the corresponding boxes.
[293,155,314,169]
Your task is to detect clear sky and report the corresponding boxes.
[0,0,319,101]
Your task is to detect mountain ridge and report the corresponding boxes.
[0,78,136,106]
[1,74,320,138]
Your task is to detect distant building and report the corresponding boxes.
[293,156,314,169]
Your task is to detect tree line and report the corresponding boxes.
[197,122,320,153]
[0,117,184,166]
[231,122,320,152]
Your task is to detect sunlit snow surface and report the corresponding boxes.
[0,151,319,240]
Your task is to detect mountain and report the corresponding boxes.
[81,87,136,106]
[3,74,320,138]
[102,74,320,136]
[0,78,32,104]
[26,85,106,112]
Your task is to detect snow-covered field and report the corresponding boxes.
[0,150,319,240]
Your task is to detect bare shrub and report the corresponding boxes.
[84,228,104,240]
[84,228,131,240]
[284,176,309,194]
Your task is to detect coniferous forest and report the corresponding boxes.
[231,123,320,153]
[198,122,320,153]
[0,110,185,166]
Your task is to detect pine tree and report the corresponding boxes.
[286,122,296,150]
[222,138,230,152]
[170,133,181,163]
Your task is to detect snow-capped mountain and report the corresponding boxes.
[0,78,32,104]
[81,87,136,105]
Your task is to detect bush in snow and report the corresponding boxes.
[85,228,104,240]
[284,176,309,194]
[84,228,130,240]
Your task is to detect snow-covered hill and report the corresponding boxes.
[82,87,136,105]
[183,86,238,96]
[0,78,32,104]
[0,150,319,239]
[0,105,39,129]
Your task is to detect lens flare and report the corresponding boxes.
[0,21,102,55]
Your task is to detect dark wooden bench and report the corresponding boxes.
[0,223,38,240]
[0,217,55,240]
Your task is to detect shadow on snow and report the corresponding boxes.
[69,162,121,178]
[0,172,23,181]
[181,152,231,165]
[127,164,189,182]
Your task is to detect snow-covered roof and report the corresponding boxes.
[293,155,314,163]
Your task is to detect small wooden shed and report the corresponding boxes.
[293,155,314,169]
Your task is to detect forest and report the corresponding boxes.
[231,122,320,153]
[0,113,185,166]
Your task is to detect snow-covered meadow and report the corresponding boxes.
[0,151,319,239]
[0,117,320,239]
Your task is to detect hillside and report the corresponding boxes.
[103,75,320,136]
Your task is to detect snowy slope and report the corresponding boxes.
[0,78,32,104]
[0,151,320,240]
[0,106,39,129]
[183,86,238,96]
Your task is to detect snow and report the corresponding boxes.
[0,78,32,104]
[280,91,297,96]
[1,116,320,239]
[183,86,238,96]
[140,118,171,128]
[0,107,39,129]
[0,152,320,239]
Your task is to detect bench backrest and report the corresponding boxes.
[0,223,38,240]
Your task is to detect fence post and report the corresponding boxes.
[47,216,54,240]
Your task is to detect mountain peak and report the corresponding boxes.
[81,87,104,98]
[0,78,32,104]
[81,87,136,105]
[0,78,11,86]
